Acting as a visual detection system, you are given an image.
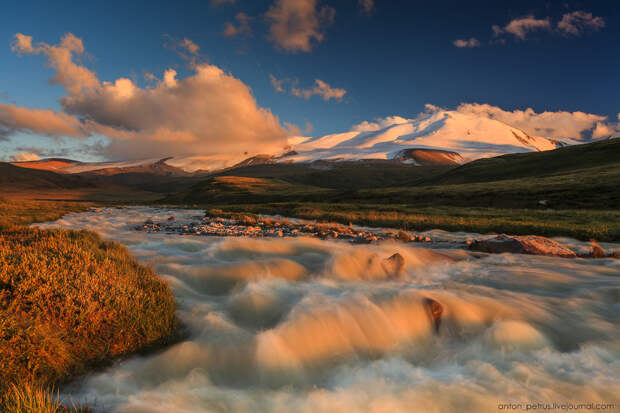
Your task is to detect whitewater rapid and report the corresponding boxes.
[39,207,620,413]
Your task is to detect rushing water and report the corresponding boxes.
[39,207,620,413]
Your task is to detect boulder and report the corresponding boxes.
[381,253,405,278]
[469,234,577,258]
[423,298,443,333]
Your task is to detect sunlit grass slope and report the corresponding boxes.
[0,200,177,411]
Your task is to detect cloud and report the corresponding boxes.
[454,103,616,140]
[163,36,202,66]
[492,16,551,40]
[12,32,99,96]
[210,0,235,6]
[453,38,480,48]
[558,11,605,36]
[10,152,40,162]
[271,75,346,101]
[269,74,285,93]
[0,103,86,138]
[223,12,252,38]
[179,38,200,54]
[283,120,313,136]
[358,0,374,15]
[350,116,411,132]
[4,33,289,160]
[291,79,346,101]
[265,0,335,53]
[350,105,619,140]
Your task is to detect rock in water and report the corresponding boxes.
[469,234,577,258]
[381,253,405,277]
[423,297,443,333]
[590,239,605,258]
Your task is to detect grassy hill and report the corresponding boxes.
[208,161,452,190]
[427,138,620,185]
[1,162,163,203]
[165,175,331,204]
[165,140,620,210]
[0,162,99,191]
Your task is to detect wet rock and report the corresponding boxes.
[381,253,405,278]
[397,231,411,242]
[470,234,577,258]
[423,297,443,333]
[590,240,605,258]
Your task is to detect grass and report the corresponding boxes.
[0,200,178,411]
[201,203,620,241]
[1,384,84,413]
[0,198,92,227]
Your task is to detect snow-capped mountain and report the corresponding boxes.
[11,108,574,174]
[284,109,567,164]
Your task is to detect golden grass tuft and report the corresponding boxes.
[0,383,86,413]
[0,219,177,410]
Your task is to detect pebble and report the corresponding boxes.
[134,215,435,245]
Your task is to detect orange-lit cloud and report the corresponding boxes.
[0,103,86,138]
[558,11,605,36]
[291,79,346,101]
[453,38,480,48]
[350,116,411,132]
[492,16,551,40]
[265,0,335,53]
[10,152,40,162]
[4,33,289,160]
[269,74,286,93]
[270,75,346,101]
[223,12,252,38]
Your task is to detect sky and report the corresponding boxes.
[0,0,618,162]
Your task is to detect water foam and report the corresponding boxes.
[37,207,620,413]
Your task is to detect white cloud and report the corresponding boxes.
[265,0,335,53]
[3,33,289,161]
[10,152,40,162]
[558,11,605,36]
[291,79,346,101]
[454,103,616,140]
[351,104,619,140]
[493,16,551,40]
[453,38,480,48]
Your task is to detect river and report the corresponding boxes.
[39,207,620,413]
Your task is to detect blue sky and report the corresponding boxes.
[0,0,618,162]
